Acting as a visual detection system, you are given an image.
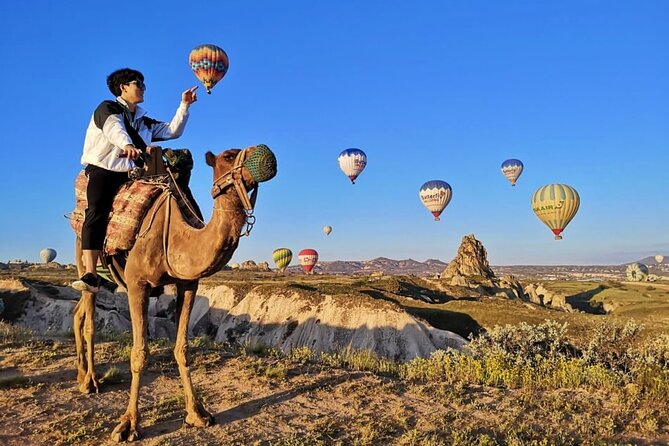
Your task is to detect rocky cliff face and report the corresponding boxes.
[0,278,466,363]
[442,234,495,279]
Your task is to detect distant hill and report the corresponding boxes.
[630,255,667,265]
[285,257,448,276]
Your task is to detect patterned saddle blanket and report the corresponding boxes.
[70,171,165,255]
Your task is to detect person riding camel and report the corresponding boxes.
[72,68,198,293]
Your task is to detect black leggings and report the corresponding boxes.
[81,165,129,250]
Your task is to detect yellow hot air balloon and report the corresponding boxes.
[188,44,229,94]
[323,225,332,236]
[272,248,293,272]
[531,184,580,240]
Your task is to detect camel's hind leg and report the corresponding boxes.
[174,282,214,427]
[74,237,99,393]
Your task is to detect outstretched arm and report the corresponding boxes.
[150,86,199,142]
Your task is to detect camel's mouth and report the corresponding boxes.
[243,144,277,183]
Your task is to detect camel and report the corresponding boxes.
[73,145,276,442]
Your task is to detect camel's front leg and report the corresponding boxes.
[75,290,100,393]
[175,282,214,428]
[73,294,87,384]
[111,282,150,443]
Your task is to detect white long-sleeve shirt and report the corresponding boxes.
[81,96,190,172]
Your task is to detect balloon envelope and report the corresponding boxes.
[626,263,649,282]
[188,44,229,94]
[655,255,664,264]
[338,148,367,184]
[298,249,319,273]
[272,248,293,272]
[501,159,524,186]
[40,248,56,263]
[323,225,332,236]
[531,184,580,240]
[419,180,452,221]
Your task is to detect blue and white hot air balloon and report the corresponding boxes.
[419,180,452,221]
[338,148,367,184]
[40,248,57,263]
[501,159,524,186]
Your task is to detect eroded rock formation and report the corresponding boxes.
[442,234,495,279]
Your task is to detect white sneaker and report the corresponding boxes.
[71,273,100,293]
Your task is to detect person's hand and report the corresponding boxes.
[121,144,142,160]
[181,86,198,105]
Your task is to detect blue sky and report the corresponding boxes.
[0,1,667,266]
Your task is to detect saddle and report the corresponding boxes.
[70,147,203,256]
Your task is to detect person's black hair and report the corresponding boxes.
[106,68,144,96]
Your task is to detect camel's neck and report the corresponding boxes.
[166,188,247,280]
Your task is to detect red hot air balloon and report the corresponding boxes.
[188,44,229,94]
[298,249,319,273]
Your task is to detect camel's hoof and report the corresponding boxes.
[184,403,215,428]
[78,372,100,394]
[111,418,141,443]
[76,369,86,385]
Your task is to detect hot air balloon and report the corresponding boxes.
[188,44,229,94]
[626,263,649,282]
[501,159,524,186]
[419,180,452,221]
[338,148,367,184]
[272,248,293,272]
[40,248,57,263]
[655,255,664,264]
[323,225,332,236]
[531,184,580,240]
[298,249,319,273]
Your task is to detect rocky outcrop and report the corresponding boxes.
[523,283,573,312]
[442,234,495,279]
[433,235,574,313]
[239,260,271,272]
[214,290,466,362]
[0,278,466,362]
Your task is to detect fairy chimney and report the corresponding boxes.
[442,234,495,279]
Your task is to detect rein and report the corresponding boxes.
[210,148,258,237]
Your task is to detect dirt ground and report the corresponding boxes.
[1,334,668,446]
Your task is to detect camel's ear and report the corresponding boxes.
[205,151,216,167]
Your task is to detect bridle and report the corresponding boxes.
[210,148,258,236]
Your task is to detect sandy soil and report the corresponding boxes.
[1,335,667,446]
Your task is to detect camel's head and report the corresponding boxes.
[206,144,277,187]
[206,144,277,212]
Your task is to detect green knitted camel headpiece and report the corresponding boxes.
[243,144,277,183]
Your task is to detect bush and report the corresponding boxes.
[466,320,573,364]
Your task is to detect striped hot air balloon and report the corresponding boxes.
[531,184,580,240]
[338,148,367,184]
[419,180,452,221]
[298,249,319,273]
[188,44,229,94]
[626,263,649,282]
[272,248,293,272]
[501,159,524,186]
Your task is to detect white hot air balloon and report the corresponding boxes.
[655,255,664,264]
[338,148,367,184]
[419,180,452,221]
